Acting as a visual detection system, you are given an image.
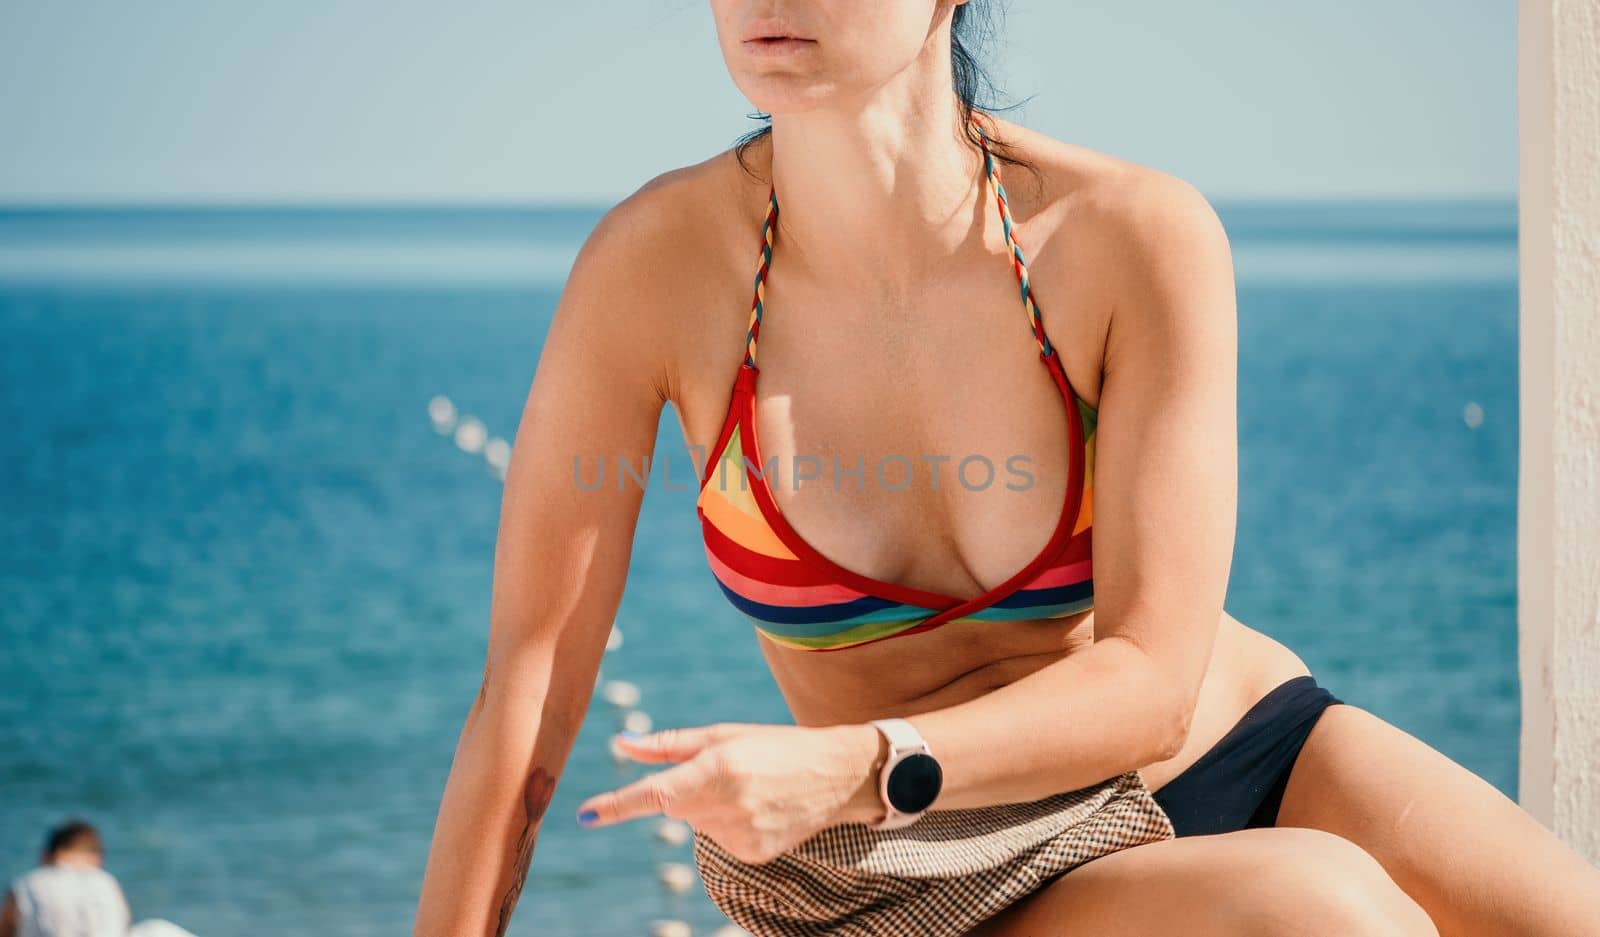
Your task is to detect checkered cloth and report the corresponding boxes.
[693,770,1175,936]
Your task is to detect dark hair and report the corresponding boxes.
[732,0,1039,186]
[44,818,103,857]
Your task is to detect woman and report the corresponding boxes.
[413,2,1600,935]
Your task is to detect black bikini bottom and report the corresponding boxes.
[1150,674,1344,837]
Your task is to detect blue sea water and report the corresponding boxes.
[0,201,1518,936]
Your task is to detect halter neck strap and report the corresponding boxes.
[744,187,779,367]
[744,113,1052,368]
[972,118,1054,358]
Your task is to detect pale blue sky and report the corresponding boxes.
[0,0,1515,204]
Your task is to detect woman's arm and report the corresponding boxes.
[412,186,682,936]
[566,171,1235,861]
[0,888,18,937]
[840,172,1240,814]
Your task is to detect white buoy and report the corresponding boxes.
[654,818,691,846]
[455,417,487,454]
[601,679,640,708]
[606,624,624,652]
[713,926,754,937]
[428,395,457,435]
[1463,401,1485,429]
[648,920,692,937]
[484,436,512,471]
[657,862,696,895]
[622,710,653,734]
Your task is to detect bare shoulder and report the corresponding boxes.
[993,115,1229,262]
[558,144,758,405]
[566,153,727,326]
[586,154,731,260]
[987,117,1236,374]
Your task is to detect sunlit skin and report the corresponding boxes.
[412,2,1600,935]
[492,765,556,937]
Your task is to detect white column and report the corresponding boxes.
[1518,0,1600,862]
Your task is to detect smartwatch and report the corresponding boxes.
[866,717,943,830]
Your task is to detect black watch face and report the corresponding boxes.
[886,752,943,814]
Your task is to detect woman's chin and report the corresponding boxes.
[728,64,843,110]
[735,83,840,117]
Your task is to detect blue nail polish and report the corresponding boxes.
[578,808,599,825]
[619,730,642,739]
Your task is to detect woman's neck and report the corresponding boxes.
[766,97,993,292]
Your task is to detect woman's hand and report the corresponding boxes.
[575,722,885,864]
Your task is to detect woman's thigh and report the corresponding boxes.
[968,826,1437,937]
[1277,703,1600,937]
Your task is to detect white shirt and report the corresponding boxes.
[9,864,130,937]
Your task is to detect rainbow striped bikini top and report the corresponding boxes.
[695,117,1097,653]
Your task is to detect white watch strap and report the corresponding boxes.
[869,717,928,755]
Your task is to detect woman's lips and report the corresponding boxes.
[742,37,817,58]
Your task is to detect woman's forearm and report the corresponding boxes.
[413,677,579,937]
[837,635,1191,821]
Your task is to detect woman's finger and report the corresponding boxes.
[576,755,718,828]
[613,722,752,764]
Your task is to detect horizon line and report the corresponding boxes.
[0,193,1520,214]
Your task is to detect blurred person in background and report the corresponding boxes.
[0,820,195,937]
[0,820,129,937]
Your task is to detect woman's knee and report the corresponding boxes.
[1230,829,1437,937]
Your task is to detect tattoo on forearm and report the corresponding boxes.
[492,765,557,937]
